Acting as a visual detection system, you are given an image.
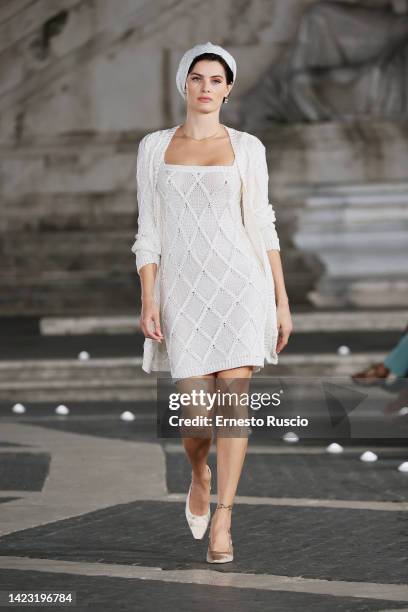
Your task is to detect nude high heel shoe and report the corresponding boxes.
[185,464,212,539]
[206,503,234,563]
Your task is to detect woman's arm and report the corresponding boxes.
[251,141,280,251]
[267,251,289,306]
[267,251,292,354]
[131,135,164,344]
[252,139,292,353]
[138,265,163,344]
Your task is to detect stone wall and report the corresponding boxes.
[1,0,407,314]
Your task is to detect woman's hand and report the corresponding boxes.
[140,298,164,343]
[276,300,293,354]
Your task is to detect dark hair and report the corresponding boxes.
[187,52,234,85]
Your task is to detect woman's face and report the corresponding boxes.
[185,60,232,111]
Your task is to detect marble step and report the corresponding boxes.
[0,237,313,313]
[286,180,408,197]
[39,310,408,335]
[0,271,137,315]
[281,180,408,197]
[300,204,408,230]
[0,252,134,274]
[294,238,407,277]
[279,182,408,226]
[0,352,390,402]
[275,179,408,308]
[0,271,313,315]
[0,192,136,231]
[309,276,408,309]
[0,229,134,260]
[0,235,137,276]
[263,120,408,185]
[295,230,407,251]
[1,150,135,198]
[0,229,300,264]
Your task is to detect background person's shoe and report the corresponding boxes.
[351,362,390,386]
[185,465,211,539]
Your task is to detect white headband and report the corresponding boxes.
[176,41,237,100]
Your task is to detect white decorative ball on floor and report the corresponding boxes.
[398,406,408,416]
[398,461,408,472]
[121,411,135,421]
[360,450,378,462]
[326,442,344,454]
[337,345,350,356]
[12,403,26,414]
[283,431,299,443]
[55,404,69,415]
[78,351,90,360]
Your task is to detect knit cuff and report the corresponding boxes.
[136,251,160,274]
[262,227,280,251]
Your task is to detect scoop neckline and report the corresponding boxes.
[162,124,236,169]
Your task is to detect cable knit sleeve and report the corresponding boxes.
[251,139,280,252]
[131,135,162,274]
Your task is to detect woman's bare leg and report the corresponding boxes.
[176,373,216,515]
[210,365,254,551]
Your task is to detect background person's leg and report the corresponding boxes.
[384,332,408,377]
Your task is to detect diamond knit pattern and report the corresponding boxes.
[155,159,267,379]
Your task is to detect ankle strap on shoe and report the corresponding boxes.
[216,503,233,510]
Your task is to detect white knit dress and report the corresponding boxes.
[157,158,268,380]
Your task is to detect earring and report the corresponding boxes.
[224,96,229,104]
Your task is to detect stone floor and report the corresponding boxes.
[0,396,407,611]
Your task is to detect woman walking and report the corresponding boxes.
[131,42,292,563]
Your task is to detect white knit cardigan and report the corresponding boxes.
[131,124,281,374]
